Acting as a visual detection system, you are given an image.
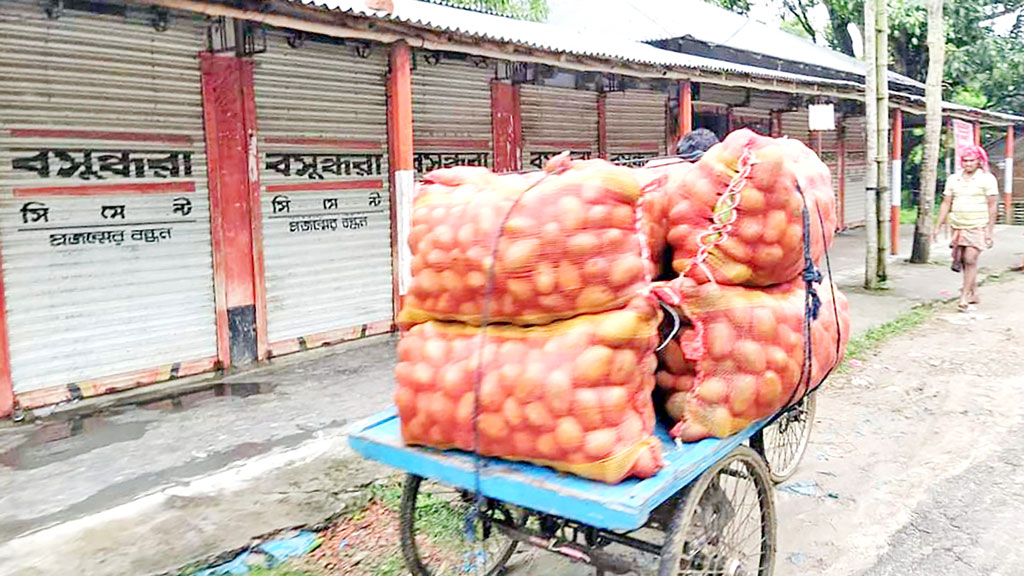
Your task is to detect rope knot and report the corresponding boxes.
[807,286,822,321]
[802,264,822,284]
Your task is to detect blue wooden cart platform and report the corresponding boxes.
[348,408,766,531]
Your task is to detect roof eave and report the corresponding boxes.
[141,0,867,98]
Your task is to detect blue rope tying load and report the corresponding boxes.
[785,183,823,409]
[463,165,562,565]
[801,195,823,323]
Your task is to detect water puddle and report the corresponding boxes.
[136,381,277,412]
[0,381,278,471]
[0,416,149,470]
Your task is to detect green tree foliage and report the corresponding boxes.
[780,17,814,39]
[709,1,1024,209]
[444,0,549,21]
[721,1,1024,115]
[708,0,753,14]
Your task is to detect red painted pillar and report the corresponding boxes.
[200,53,263,369]
[491,80,521,172]
[388,41,415,313]
[679,80,693,138]
[597,92,608,159]
[891,108,902,254]
[1005,125,1014,224]
[838,120,846,230]
[0,241,11,417]
[946,117,954,175]
[974,121,982,146]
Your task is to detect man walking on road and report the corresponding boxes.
[934,145,999,311]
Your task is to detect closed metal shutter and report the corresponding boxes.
[698,84,747,106]
[748,92,791,112]
[0,0,218,400]
[842,116,868,227]
[780,110,810,144]
[254,31,392,355]
[413,55,494,173]
[730,108,771,135]
[521,85,598,170]
[606,89,666,162]
[820,128,841,210]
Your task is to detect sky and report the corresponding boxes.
[743,0,863,58]
[750,0,1023,56]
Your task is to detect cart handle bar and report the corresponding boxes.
[656,301,682,354]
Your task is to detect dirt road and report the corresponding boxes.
[775,274,1024,576]
[515,274,1024,576]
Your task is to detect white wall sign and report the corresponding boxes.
[808,104,836,131]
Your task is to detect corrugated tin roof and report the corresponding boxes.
[291,0,864,88]
[544,0,923,89]
[942,101,1024,122]
[897,95,1024,124]
[269,0,1019,124]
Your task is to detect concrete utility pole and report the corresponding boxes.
[911,0,944,264]
[864,0,890,287]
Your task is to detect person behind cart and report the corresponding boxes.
[675,128,720,161]
[651,128,723,280]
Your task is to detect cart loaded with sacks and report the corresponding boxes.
[350,129,848,575]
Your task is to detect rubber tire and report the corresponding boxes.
[399,474,517,576]
[657,445,776,576]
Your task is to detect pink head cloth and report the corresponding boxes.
[961,145,989,170]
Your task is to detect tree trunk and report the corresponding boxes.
[825,3,855,56]
[911,0,944,263]
[875,0,889,282]
[864,0,880,288]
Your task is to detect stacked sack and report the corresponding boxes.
[642,131,837,285]
[663,280,850,441]
[640,129,851,441]
[394,157,665,484]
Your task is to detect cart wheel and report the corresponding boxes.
[753,392,816,484]
[658,445,776,576]
[399,474,517,576]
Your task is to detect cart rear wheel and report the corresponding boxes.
[753,393,816,484]
[399,474,517,576]
[658,445,776,576]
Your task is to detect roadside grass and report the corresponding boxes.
[182,477,416,576]
[370,553,407,576]
[982,270,1015,284]
[839,304,935,372]
[367,479,403,512]
[245,564,321,576]
[900,207,917,225]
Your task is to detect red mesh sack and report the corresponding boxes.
[394,296,664,484]
[635,158,700,279]
[662,129,837,286]
[399,159,650,327]
[653,324,698,426]
[635,159,682,274]
[657,279,850,441]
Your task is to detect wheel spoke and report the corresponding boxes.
[668,450,774,576]
[760,395,815,483]
[402,477,517,576]
[719,467,761,560]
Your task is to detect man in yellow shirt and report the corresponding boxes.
[934,145,999,311]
